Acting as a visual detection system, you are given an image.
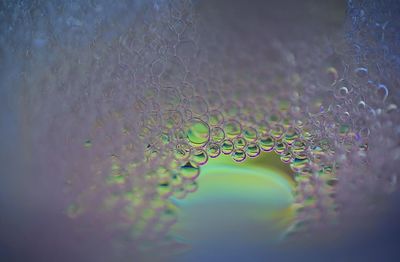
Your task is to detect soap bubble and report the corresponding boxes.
[210,126,225,143]
[221,139,234,154]
[259,134,275,152]
[185,118,210,146]
[207,143,221,158]
[243,127,258,141]
[231,149,246,162]
[233,136,247,149]
[270,124,285,140]
[208,110,224,126]
[280,151,292,163]
[224,120,242,138]
[354,67,368,78]
[180,162,200,180]
[189,148,208,165]
[376,83,388,102]
[246,143,261,158]
[274,141,288,155]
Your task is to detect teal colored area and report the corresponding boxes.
[171,152,295,245]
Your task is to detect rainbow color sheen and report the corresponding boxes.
[170,152,295,244]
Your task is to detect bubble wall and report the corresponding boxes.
[1,0,400,261]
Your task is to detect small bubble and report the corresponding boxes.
[386,103,398,113]
[224,120,242,138]
[191,96,209,116]
[292,140,306,155]
[207,143,221,158]
[233,137,247,149]
[224,100,241,118]
[246,143,261,158]
[67,203,83,219]
[174,142,191,161]
[357,101,366,111]
[190,148,208,165]
[283,128,298,145]
[339,124,350,136]
[158,182,173,199]
[290,158,309,172]
[183,180,198,193]
[308,98,325,115]
[274,142,287,155]
[336,86,349,98]
[243,127,258,141]
[221,139,234,154]
[358,127,370,139]
[326,67,339,85]
[164,110,183,129]
[376,84,388,102]
[186,118,210,146]
[270,125,285,140]
[259,134,275,152]
[84,140,92,148]
[354,67,368,78]
[173,187,188,199]
[232,149,246,162]
[210,127,225,143]
[280,151,292,163]
[208,110,224,126]
[180,162,200,180]
[171,173,184,187]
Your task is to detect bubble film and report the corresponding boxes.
[1,0,400,261]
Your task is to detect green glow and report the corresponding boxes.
[186,118,210,146]
[171,152,295,244]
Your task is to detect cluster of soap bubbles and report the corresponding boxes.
[4,0,400,260]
